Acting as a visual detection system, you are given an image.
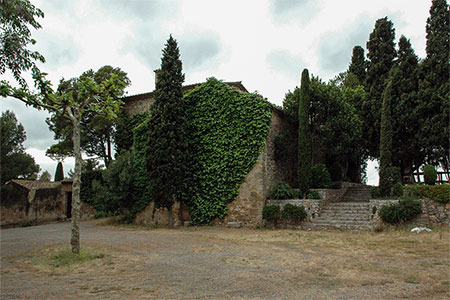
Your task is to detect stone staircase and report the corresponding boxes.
[340,185,372,202]
[307,202,372,230]
[307,185,373,230]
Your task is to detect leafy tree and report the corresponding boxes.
[418,0,449,169]
[2,69,127,253]
[379,71,395,196]
[38,170,51,181]
[348,45,366,84]
[46,66,131,166]
[365,17,396,158]
[282,88,300,120]
[0,0,45,88]
[54,161,64,181]
[145,35,190,214]
[0,110,40,185]
[298,69,312,194]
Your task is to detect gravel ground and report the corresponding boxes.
[1,221,448,299]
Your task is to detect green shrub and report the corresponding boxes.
[405,184,449,204]
[370,186,380,199]
[80,169,103,206]
[393,182,404,197]
[262,205,281,221]
[269,182,294,200]
[424,165,437,185]
[306,191,321,199]
[311,164,331,188]
[379,198,423,224]
[281,203,307,223]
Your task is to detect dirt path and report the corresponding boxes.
[1,221,449,299]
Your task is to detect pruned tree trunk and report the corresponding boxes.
[70,109,82,254]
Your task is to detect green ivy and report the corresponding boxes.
[114,112,149,155]
[128,113,153,220]
[184,78,272,224]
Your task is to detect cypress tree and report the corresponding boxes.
[419,0,449,167]
[391,36,421,181]
[379,70,395,196]
[298,69,312,195]
[146,35,189,210]
[348,45,366,84]
[54,161,64,181]
[364,17,396,158]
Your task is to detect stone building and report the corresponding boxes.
[122,70,248,115]
[123,73,296,227]
[1,179,94,227]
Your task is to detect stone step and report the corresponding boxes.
[316,214,370,220]
[311,220,371,225]
[306,223,372,230]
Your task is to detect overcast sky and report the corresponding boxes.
[2,0,431,183]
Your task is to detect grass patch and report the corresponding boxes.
[50,248,105,267]
[20,245,111,274]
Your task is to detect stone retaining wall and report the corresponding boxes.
[369,199,449,228]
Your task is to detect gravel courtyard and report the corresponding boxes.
[1,220,449,300]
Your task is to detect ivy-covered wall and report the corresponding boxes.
[124,78,298,226]
[183,78,272,224]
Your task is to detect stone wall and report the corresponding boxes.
[135,200,190,227]
[221,110,297,227]
[123,95,154,115]
[266,199,323,222]
[369,199,450,228]
[1,180,94,227]
[1,184,64,227]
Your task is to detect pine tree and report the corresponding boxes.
[379,70,395,196]
[348,45,366,84]
[419,0,449,168]
[146,35,189,212]
[298,69,312,195]
[390,36,421,182]
[364,17,396,158]
[54,161,64,181]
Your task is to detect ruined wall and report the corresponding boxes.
[222,109,296,227]
[1,184,64,226]
[1,181,94,227]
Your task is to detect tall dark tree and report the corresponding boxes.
[364,17,396,158]
[54,161,64,181]
[0,110,40,185]
[298,69,312,194]
[146,35,189,213]
[418,0,449,169]
[379,72,395,196]
[390,36,421,181]
[348,45,366,84]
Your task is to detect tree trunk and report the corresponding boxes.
[70,109,82,254]
[106,131,112,166]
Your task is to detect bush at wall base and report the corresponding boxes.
[379,197,422,224]
[281,203,307,223]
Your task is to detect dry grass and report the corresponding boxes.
[5,225,450,299]
[190,226,450,298]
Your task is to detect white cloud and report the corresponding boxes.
[4,0,431,183]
